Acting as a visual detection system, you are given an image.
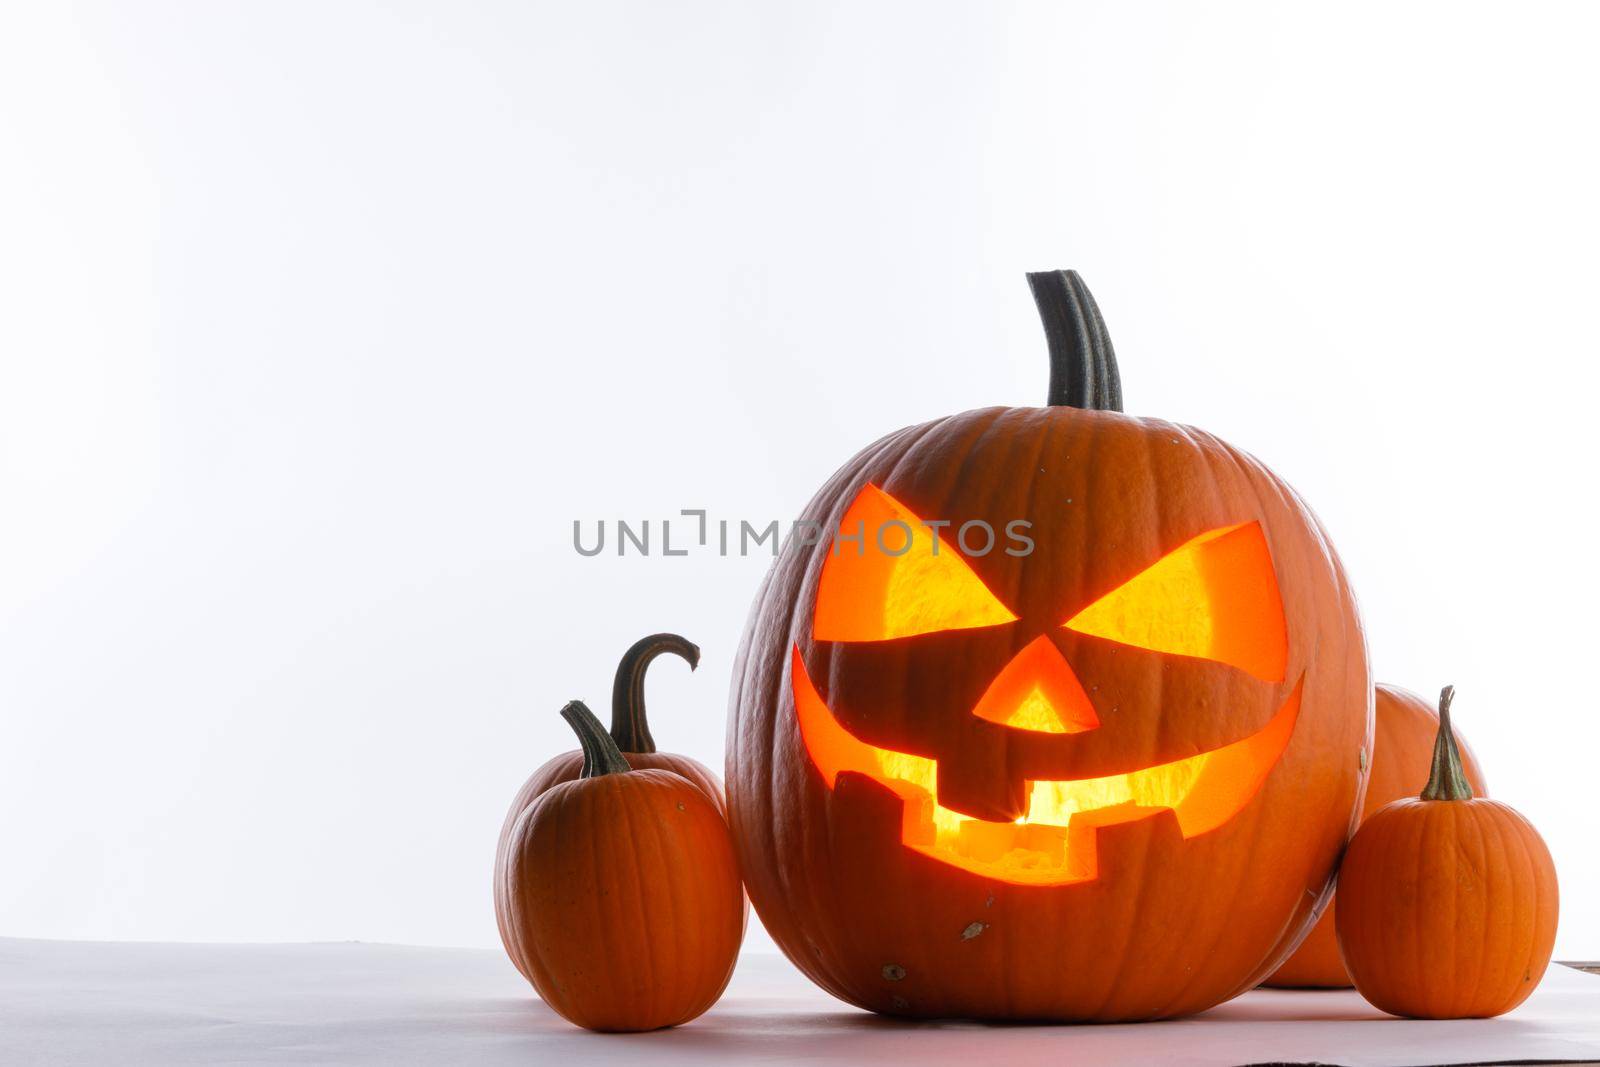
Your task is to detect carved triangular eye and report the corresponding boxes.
[1063,522,1287,682]
[813,485,1016,642]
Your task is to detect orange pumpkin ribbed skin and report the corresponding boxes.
[727,403,1371,1021]
[499,765,744,1031]
[1335,796,1558,1018]
[494,634,729,979]
[494,750,726,980]
[502,750,725,826]
[1266,683,1486,987]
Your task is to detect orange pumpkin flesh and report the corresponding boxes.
[726,271,1371,1021]
[1336,687,1558,1019]
[495,633,726,977]
[498,700,744,1032]
[1266,683,1487,987]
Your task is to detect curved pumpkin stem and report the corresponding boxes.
[1420,685,1475,801]
[561,700,632,779]
[1027,270,1123,412]
[610,633,700,754]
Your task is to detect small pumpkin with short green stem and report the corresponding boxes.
[1266,682,1488,988]
[1335,686,1558,1018]
[497,700,744,1031]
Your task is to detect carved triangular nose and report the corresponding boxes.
[971,635,1100,734]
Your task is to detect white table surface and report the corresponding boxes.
[2,936,1598,1066]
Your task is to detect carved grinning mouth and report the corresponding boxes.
[791,646,1302,886]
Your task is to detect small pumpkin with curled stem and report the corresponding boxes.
[498,700,744,1031]
[495,633,727,976]
[1335,686,1558,1018]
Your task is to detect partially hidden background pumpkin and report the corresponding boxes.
[726,271,1372,1021]
[1266,683,1486,988]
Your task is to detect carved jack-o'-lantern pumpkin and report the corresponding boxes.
[726,271,1372,1021]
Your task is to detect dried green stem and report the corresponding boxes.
[609,633,699,754]
[561,699,632,778]
[1420,685,1475,801]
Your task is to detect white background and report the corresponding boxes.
[2,1,1597,961]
